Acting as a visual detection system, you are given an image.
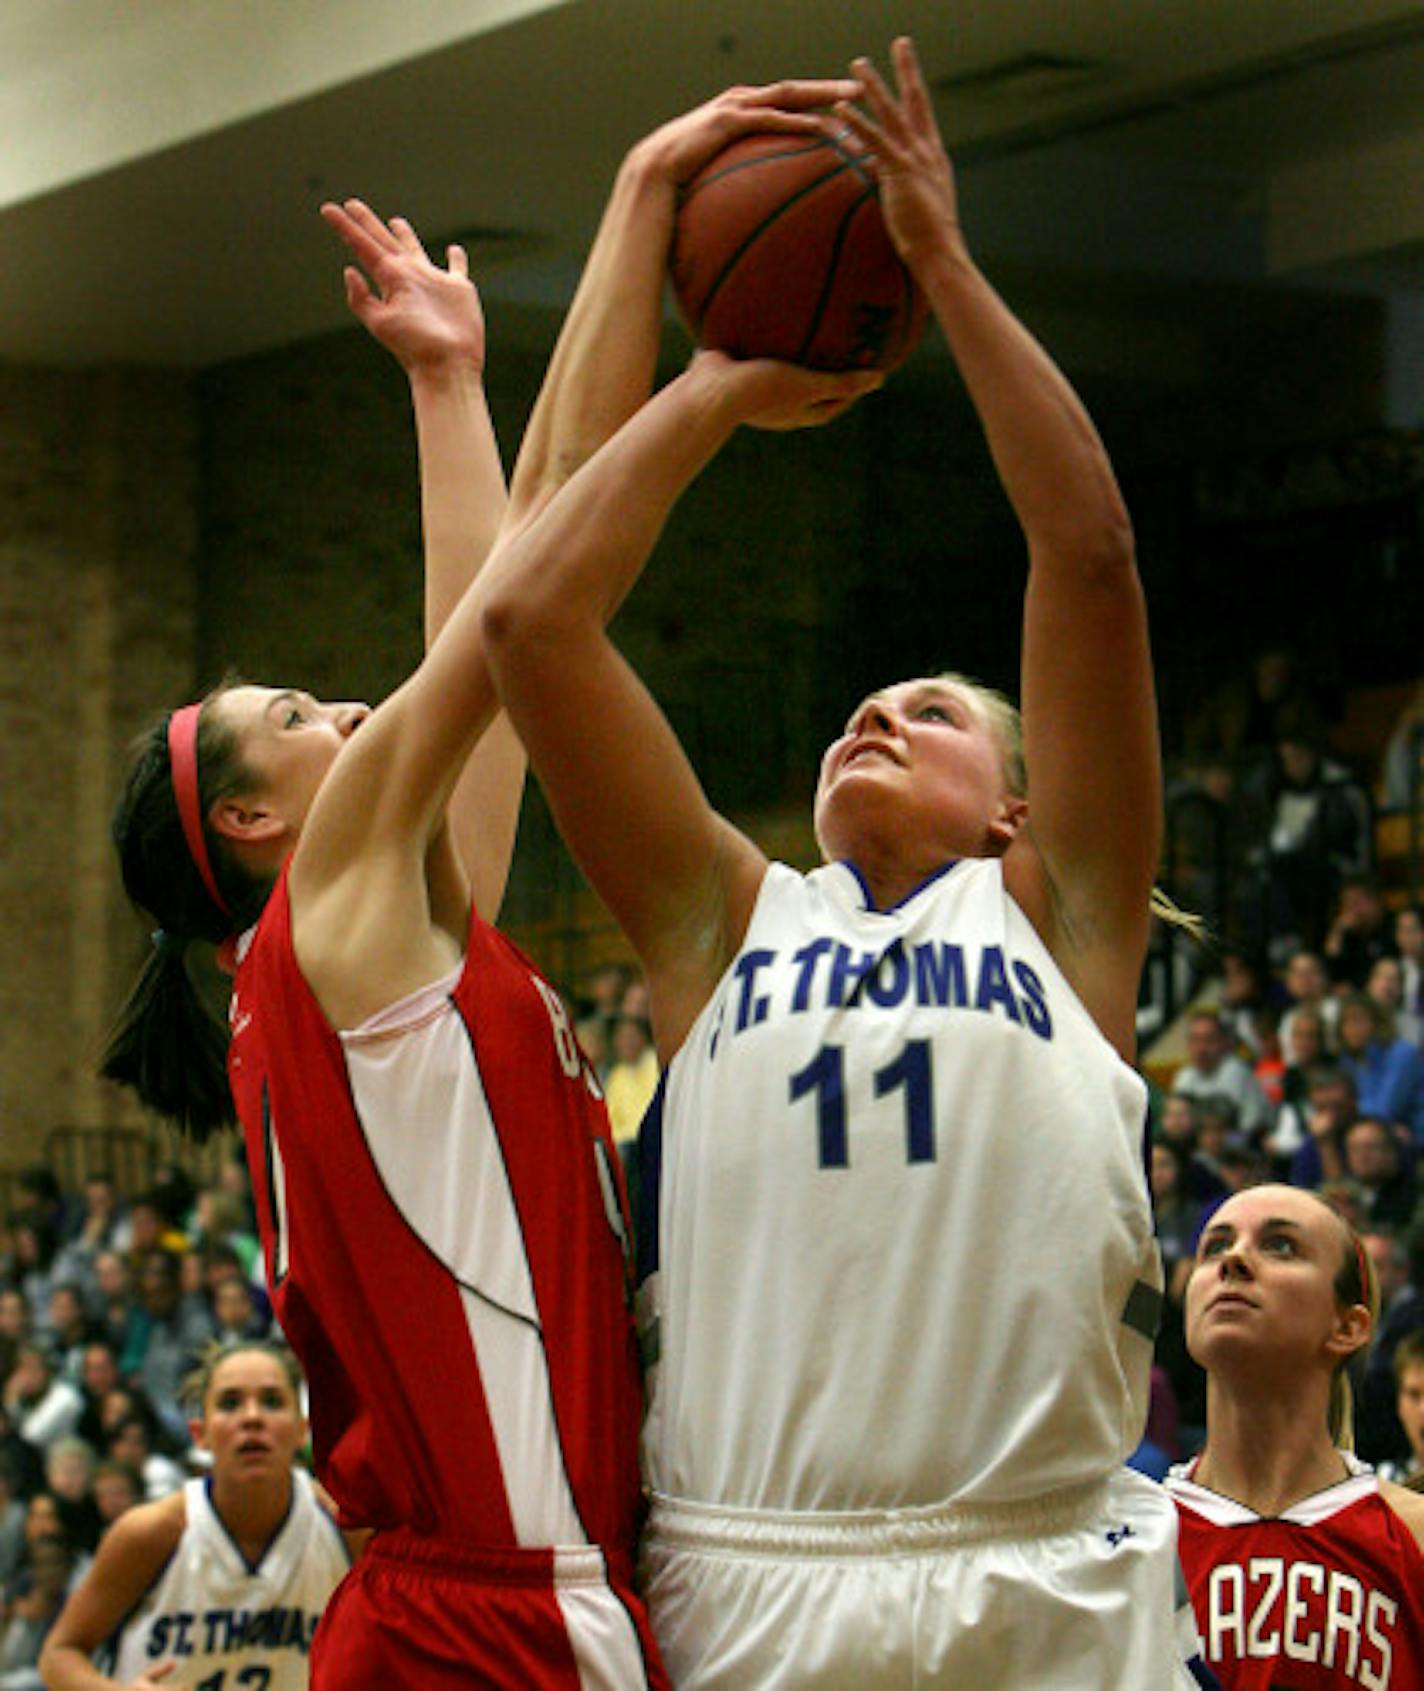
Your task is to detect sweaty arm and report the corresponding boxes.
[842,40,1158,1055]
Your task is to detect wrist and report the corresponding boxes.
[405,353,486,393]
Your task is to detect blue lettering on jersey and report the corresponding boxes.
[732,949,775,1032]
[790,937,834,1010]
[727,938,1054,1046]
[150,1607,317,1662]
[865,940,911,1009]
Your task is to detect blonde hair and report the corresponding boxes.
[936,672,1204,941]
[181,1338,304,1416]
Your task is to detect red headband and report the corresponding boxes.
[167,704,230,919]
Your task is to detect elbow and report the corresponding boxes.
[480,570,575,678]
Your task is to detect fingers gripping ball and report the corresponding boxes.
[671,129,928,372]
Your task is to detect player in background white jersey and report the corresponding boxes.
[39,1342,350,1690]
[481,35,1202,1689]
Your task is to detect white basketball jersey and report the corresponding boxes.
[639,858,1158,1513]
[107,1471,348,1689]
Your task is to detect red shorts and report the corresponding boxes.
[311,1531,666,1689]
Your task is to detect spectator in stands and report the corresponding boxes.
[1359,1226,1424,1466]
[603,1010,660,1160]
[1215,1141,1270,1199]
[38,1292,91,1393]
[1287,1062,1358,1189]
[1364,1230,1414,1328]
[1217,948,1279,1055]
[1377,1332,1424,1485]
[0,1298,29,1389]
[104,1416,184,1504]
[1243,707,1373,956]
[54,1175,128,1260]
[9,1226,58,1339]
[1367,954,1417,1047]
[1396,904,1424,1017]
[209,1273,267,1345]
[0,1414,40,1508]
[72,1346,118,1458]
[1151,1140,1207,1327]
[87,1255,138,1365]
[118,1250,213,1447]
[1335,990,1424,1144]
[1171,1009,1273,1141]
[88,1460,141,1535]
[189,1188,261,1283]
[1277,947,1338,1053]
[1158,1093,1226,1203]
[11,1169,64,1241]
[121,1197,187,1273]
[1341,1117,1418,1230]
[1266,1003,1330,1167]
[1,1349,81,1458]
[1324,875,1394,990]
[42,1441,99,1559]
[0,1532,75,1687]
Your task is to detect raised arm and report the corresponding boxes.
[321,200,520,924]
[841,40,1159,1054]
[483,351,877,1057]
[503,79,863,538]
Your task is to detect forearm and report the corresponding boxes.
[918,242,1132,570]
[505,148,671,523]
[409,360,508,644]
[34,1644,117,1691]
[487,359,742,646]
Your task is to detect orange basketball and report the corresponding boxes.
[670,129,927,373]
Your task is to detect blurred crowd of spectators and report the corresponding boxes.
[0,1153,271,1683]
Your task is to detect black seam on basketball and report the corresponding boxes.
[679,136,835,205]
[691,156,863,326]
[794,185,877,367]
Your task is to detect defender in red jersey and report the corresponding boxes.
[1167,1184,1424,1690]
[102,200,671,1685]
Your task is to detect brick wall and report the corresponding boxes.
[0,364,197,1163]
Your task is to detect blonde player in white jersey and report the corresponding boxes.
[39,1342,350,1690]
[480,36,1203,1688]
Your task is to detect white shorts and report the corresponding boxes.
[639,1467,1205,1689]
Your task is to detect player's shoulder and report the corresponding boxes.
[1380,1476,1424,1556]
[98,1488,188,1569]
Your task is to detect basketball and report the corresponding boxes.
[670,129,928,372]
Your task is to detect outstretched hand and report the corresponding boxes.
[834,37,964,271]
[321,199,486,374]
[634,76,863,189]
[691,348,881,432]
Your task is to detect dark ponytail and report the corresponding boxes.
[101,693,266,1141]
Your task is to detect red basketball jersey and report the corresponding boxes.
[228,870,645,1559]
[1169,1462,1424,1690]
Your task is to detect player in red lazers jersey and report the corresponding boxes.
[1168,1184,1424,1690]
[99,202,670,1688]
